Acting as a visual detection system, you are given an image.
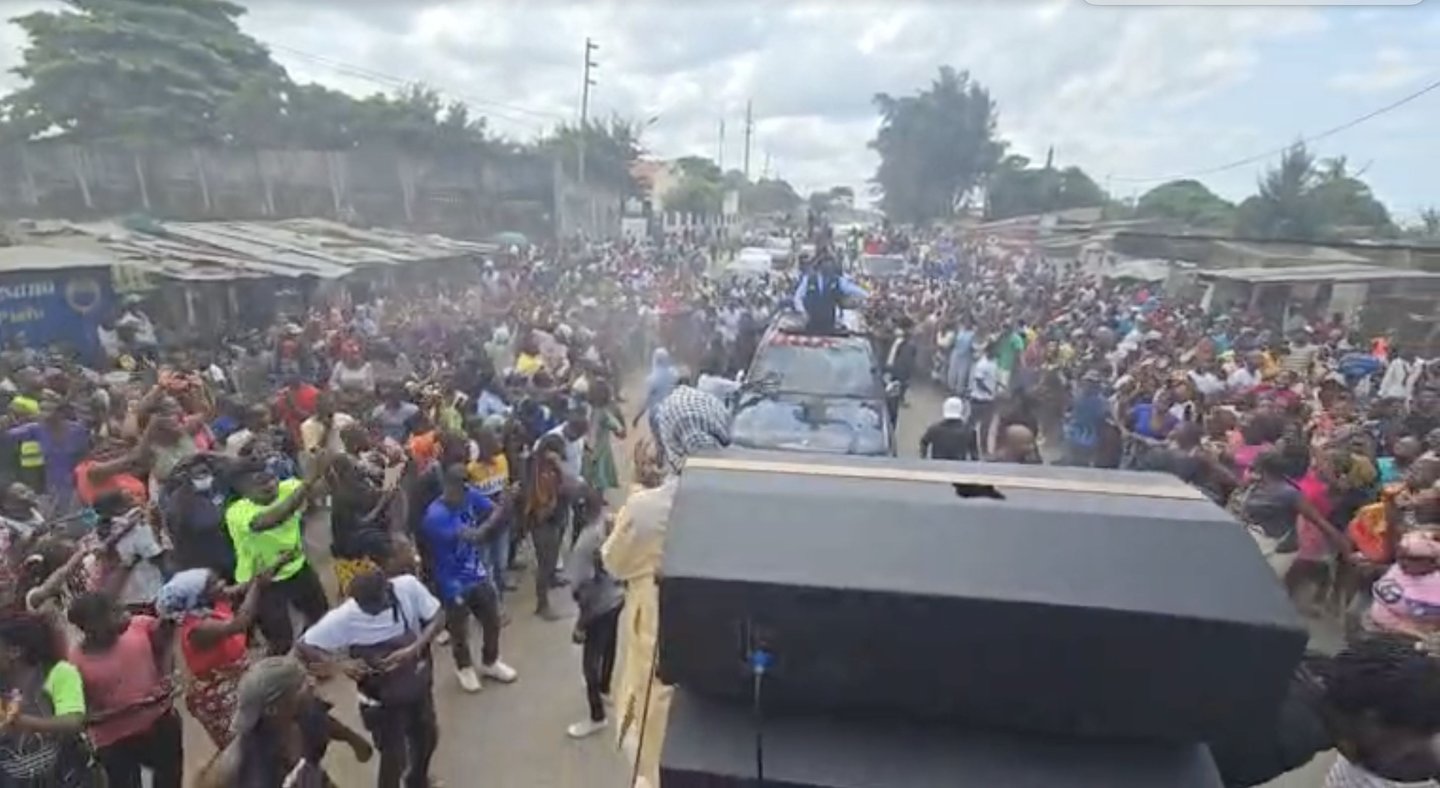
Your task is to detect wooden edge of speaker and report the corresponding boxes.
[684,456,1207,501]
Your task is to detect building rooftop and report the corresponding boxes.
[0,218,495,281]
[1198,263,1440,285]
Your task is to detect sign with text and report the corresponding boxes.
[0,269,112,358]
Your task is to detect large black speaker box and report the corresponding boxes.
[658,452,1307,743]
[660,689,1225,788]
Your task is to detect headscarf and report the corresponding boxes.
[155,568,212,621]
[643,348,678,413]
[231,656,307,735]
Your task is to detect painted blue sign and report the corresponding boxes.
[0,269,112,361]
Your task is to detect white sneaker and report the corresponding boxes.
[455,667,482,693]
[480,660,518,683]
[437,630,451,646]
[567,718,607,739]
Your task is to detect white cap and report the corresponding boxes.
[942,397,968,421]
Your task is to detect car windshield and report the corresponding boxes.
[749,338,878,398]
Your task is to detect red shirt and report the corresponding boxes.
[274,384,320,439]
[70,615,170,748]
[180,599,247,677]
[74,461,148,508]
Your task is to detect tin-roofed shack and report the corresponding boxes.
[1,218,496,347]
[1196,263,1440,344]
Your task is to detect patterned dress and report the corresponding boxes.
[180,602,250,748]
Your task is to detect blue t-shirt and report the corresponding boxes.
[420,487,494,602]
[1065,392,1110,449]
[1129,403,1178,439]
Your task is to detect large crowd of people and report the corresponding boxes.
[0,223,1437,788]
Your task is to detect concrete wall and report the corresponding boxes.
[0,142,624,241]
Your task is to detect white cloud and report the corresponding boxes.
[1329,47,1425,94]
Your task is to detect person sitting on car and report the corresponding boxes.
[792,250,866,334]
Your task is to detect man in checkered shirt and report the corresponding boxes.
[652,384,732,475]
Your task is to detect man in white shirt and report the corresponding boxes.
[1227,352,1264,393]
[298,569,446,788]
[539,408,589,484]
[969,344,1000,454]
[1379,348,1422,402]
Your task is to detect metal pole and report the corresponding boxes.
[743,100,753,180]
[578,37,598,186]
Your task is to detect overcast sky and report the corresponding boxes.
[1,1,1438,216]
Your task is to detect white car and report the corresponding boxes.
[725,248,774,281]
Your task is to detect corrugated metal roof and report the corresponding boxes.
[3,219,497,282]
[0,244,118,273]
[1212,240,1371,264]
[1199,263,1440,285]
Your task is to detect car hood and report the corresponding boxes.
[731,396,888,456]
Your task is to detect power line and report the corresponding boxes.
[1109,73,1440,184]
[268,43,565,131]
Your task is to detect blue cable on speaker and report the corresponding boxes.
[749,648,771,785]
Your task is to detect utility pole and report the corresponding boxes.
[718,119,726,171]
[762,149,771,180]
[577,37,598,186]
[743,100,753,180]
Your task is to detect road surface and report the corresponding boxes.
[175,380,1327,787]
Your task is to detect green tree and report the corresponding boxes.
[1134,180,1236,228]
[1234,144,1396,240]
[540,115,643,193]
[1412,208,1440,240]
[665,176,723,216]
[1234,143,1321,240]
[985,155,1106,220]
[674,155,723,184]
[870,66,1004,224]
[806,185,857,215]
[743,178,800,215]
[1307,157,1396,239]
[2,0,286,144]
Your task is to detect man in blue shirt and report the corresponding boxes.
[1063,370,1111,468]
[792,254,866,333]
[421,464,519,692]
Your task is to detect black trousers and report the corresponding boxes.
[446,582,502,669]
[96,709,183,788]
[582,605,623,722]
[360,692,438,788]
[971,400,996,455]
[257,563,330,654]
[531,516,564,610]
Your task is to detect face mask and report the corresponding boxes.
[191,474,214,492]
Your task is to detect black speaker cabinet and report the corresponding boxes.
[660,689,1224,788]
[658,452,1307,743]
